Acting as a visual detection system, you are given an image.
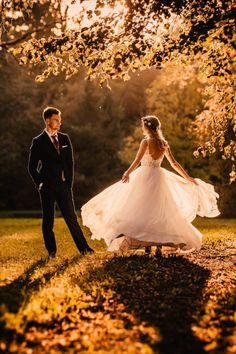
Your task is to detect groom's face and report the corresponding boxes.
[46,114,61,131]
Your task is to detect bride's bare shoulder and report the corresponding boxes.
[140,138,148,146]
[138,139,148,153]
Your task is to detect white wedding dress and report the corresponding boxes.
[81,152,220,252]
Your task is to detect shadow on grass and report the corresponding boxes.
[75,255,210,354]
[0,255,81,346]
[0,256,81,313]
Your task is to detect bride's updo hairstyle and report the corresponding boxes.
[141,115,161,132]
[141,115,168,150]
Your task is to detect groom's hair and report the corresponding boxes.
[43,107,61,120]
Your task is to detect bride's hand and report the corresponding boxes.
[188,177,198,185]
[122,171,130,183]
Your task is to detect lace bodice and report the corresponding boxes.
[141,153,164,167]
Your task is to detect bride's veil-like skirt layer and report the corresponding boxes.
[81,165,220,252]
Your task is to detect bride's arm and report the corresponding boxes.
[165,147,198,185]
[122,139,147,183]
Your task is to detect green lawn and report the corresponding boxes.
[0,217,235,353]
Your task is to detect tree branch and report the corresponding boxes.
[0,22,57,48]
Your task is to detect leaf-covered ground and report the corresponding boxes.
[0,218,235,354]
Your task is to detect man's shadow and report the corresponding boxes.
[0,255,81,345]
[75,255,210,354]
[0,256,81,314]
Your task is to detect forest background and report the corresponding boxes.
[0,0,235,216]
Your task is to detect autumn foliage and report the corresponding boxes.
[0,0,235,179]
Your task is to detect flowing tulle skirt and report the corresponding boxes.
[81,165,220,252]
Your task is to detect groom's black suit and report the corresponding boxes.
[28,130,91,255]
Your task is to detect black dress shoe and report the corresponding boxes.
[154,246,162,258]
[145,246,152,255]
[48,251,56,259]
[81,247,95,255]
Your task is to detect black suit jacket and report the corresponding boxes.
[28,131,74,189]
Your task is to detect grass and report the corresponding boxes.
[0,217,235,354]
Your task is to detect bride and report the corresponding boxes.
[81,115,220,254]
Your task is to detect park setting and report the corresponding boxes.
[0,1,235,353]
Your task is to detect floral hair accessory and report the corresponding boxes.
[143,119,151,125]
[143,118,153,127]
[141,115,161,132]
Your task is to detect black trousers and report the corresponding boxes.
[39,181,89,254]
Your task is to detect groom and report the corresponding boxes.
[28,107,94,258]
